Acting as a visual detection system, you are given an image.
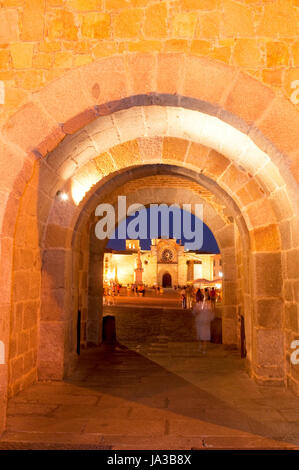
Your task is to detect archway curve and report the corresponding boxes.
[1,55,299,427]
[84,184,239,350]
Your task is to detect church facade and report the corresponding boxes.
[104,239,222,288]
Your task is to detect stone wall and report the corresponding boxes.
[1,0,299,129]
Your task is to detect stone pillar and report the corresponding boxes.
[251,252,284,385]
[38,248,72,380]
[87,231,104,345]
[215,223,239,346]
[187,260,194,282]
[134,249,144,285]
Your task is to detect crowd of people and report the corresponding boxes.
[103,282,220,355]
[102,283,121,306]
[180,285,220,310]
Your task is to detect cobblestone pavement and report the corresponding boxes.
[1,308,299,450]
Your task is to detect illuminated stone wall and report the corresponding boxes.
[1,0,299,128]
[105,243,218,287]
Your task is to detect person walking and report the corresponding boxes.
[192,298,215,355]
[210,287,216,311]
[196,288,204,303]
[186,284,193,309]
[181,286,186,309]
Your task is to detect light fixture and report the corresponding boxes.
[219,272,223,278]
[56,190,69,201]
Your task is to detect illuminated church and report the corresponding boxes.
[104,239,222,288]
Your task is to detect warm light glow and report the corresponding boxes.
[215,283,221,289]
[219,272,223,278]
[71,171,103,205]
[71,182,87,205]
[107,269,115,281]
[56,190,69,201]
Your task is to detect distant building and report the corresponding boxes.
[104,239,221,287]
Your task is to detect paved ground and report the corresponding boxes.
[1,335,299,449]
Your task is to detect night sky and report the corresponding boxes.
[107,207,220,253]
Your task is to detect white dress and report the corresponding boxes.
[193,302,215,341]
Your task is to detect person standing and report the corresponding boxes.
[196,288,204,303]
[181,286,186,309]
[210,287,216,311]
[186,284,193,309]
[193,299,215,355]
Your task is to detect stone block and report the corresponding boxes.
[126,53,156,95]
[80,56,127,106]
[13,272,30,302]
[253,328,284,372]
[253,252,282,297]
[36,67,92,124]
[222,318,237,345]
[114,9,143,38]
[41,250,68,290]
[285,302,299,332]
[109,140,141,169]
[172,12,197,38]
[157,53,184,95]
[233,39,262,68]
[40,288,66,321]
[38,321,66,380]
[286,249,299,279]
[203,150,230,178]
[222,0,254,37]
[292,41,299,66]
[196,11,220,39]
[255,298,283,329]
[137,137,163,162]
[256,97,299,157]
[257,0,298,37]
[251,224,281,252]
[68,0,101,10]
[224,72,275,125]
[246,199,276,229]
[266,41,289,67]
[3,101,64,155]
[23,301,39,330]
[10,43,34,69]
[21,0,45,41]
[162,137,189,163]
[144,3,167,38]
[183,56,236,105]
[219,163,250,194]
[81,13,110,39]
[47,10,78,40]
[0,9,19,42]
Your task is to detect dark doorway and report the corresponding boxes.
[162,273,172,287]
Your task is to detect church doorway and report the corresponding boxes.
[162,272,172,288]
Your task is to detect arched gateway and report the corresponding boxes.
[162,273,172,288]
[1,53,299,435]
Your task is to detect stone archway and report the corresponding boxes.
[1,53,299,435]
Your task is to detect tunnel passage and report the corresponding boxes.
[2,59,299,440]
